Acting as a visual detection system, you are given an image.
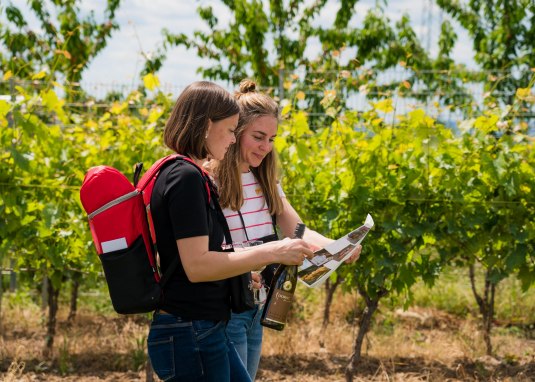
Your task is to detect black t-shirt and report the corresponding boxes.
[151,159,230,321]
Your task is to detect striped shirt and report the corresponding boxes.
[222,171,285,243]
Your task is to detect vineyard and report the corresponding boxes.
[1,72,535,380]
[1,0,535,380]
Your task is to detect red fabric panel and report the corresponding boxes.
[80,166,135,214]
[88,194,145,252]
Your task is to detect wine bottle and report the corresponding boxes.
[260,223,306,330]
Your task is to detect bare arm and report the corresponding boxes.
[177,236,313,282]
[276,197,333,248]
[276,197,362,262]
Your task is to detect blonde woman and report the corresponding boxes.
[213,79,361,380]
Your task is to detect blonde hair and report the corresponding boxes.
[163,81,239,159]
[216,79,283,215]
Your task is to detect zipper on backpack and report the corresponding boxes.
[88,190,140,220]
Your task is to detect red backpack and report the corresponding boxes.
[79,154,210,314]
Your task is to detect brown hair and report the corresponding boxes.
[163,81,239,159]
[216,79,283,215]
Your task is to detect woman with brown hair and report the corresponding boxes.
[213,79,362,380]
[147,81,313,382]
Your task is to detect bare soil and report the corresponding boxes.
[1,297,534,381]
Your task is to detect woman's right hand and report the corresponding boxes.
[267,238,314,266]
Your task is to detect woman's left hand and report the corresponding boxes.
[344,244,362,264]
[250,271,263,290]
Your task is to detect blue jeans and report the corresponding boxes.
[148,313,251,382]
[225,305,264,381]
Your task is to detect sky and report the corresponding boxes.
[8,0,477,96]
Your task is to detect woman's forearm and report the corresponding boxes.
[176,236,311,282]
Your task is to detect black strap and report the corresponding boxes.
[270,214,277,234]
[159,257,177,288]
[236,210,250,241]
[133,162,143,187]
[236,202,278,242]
[213,193,234,246]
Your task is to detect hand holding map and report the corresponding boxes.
[298,214,374,288]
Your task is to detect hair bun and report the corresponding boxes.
[239,79,257,94]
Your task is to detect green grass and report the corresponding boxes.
[409,266,535,323]
[2,264,534,325]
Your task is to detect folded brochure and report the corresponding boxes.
[298,214,374,288]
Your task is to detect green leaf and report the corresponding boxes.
[281,104,292,117]
[20,215,36,225]
[505,251,526,272]
[38,225,54,238]
[9,148,31,171]
[374,99,394,113]
[3,70,13,81]
[32,71,46,80]
[143,73,160,91]
[41,89,62,111]
[0,100,11,117]
[474,114,499,133]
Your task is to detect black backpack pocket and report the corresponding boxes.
[99,235,161,314]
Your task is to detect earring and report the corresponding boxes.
[205,133,208,139]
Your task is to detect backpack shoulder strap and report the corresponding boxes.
[137,154,211,204]
[136,154,182,191]
[138,154,213,289]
